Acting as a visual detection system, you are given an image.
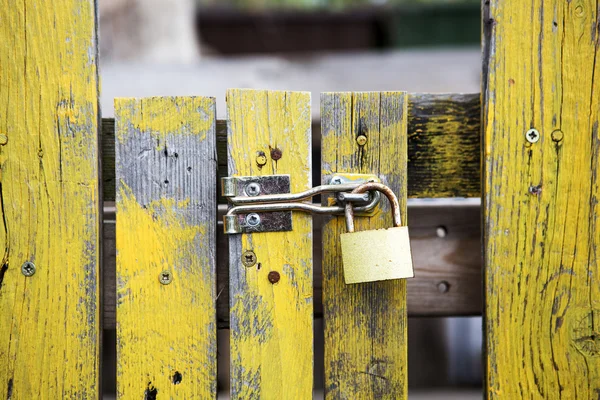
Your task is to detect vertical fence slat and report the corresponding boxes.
[227,89,313,399]
[321,92,409,399]
[115,97,217,398]
[483,0,600,397]
[0,0,100,397]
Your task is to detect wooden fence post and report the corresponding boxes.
[321,91,409,399]
[483,0,600,397]
[0,0,101,397]
[226,89,313,399]
[115,97,217,398]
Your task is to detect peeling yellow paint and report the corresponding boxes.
[115,97,214,145]
[227,89,313,399]
[115,96,217,399]
[483,0,600,398]
[321,92,409,399]
[116,187,213,398]
[0,0,100,397]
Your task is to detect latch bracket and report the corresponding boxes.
[222,175,293,234]
[222,173,382,234]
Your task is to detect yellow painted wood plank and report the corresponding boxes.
[321,92,409,399]
[483,0,600,397]
[115,97,217,399]
[226,89,313,399]
[0,0,100,397]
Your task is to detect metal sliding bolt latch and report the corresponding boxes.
[221,173,383,234]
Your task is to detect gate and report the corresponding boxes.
[1,0,599,399]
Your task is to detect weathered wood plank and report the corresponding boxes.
[115,97,217,398]
[101,93,481,201]
[0,1,101,397]
[227,89,313,399]
[408,93,480,198]
[321,92,409,398]
[483,0,600,398]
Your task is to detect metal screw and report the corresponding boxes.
[526,128,540,143]
[529,184,542,196]
[241,250,257,267]
[0,135,8,145]
[246,213,261,227]
[437,281,450,293]
[159,270,173,285]
[21,261,36,277]
[356,135,368,146]
[245,182,261,197]
[330,176,342,185]
[268,271,281,284]
[551,129,564,142]
[256,153,267,166]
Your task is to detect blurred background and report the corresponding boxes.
[99,0,482,398]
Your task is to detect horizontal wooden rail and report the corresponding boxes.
[101,93,481,201]
[102,201,481,329]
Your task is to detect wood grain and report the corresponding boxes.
[483,0,600,397]
[227,89,313,399]
[115,97,217,398]
[321,92,408,399]
[0,0,101,397]
[101,93,481,201]
[102,202,482,329]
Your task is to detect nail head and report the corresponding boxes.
[256,154,267,166]
[551,129,564,142]
[437,281,450,293]
[268,271,280,284]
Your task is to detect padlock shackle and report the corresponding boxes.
[344,182,402,233]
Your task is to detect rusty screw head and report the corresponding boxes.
[21,261,36,277]
[159,270,173,285]
[270,147,282,161]
[241,250,257,267]
[356,135,368,146]
[268,271,280,284]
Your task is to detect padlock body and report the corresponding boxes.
[340,226,414,284]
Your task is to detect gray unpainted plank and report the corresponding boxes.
[114,96,217,397]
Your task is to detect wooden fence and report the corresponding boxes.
[1,0,599,398]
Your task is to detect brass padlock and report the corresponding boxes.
[340,182,414,284]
